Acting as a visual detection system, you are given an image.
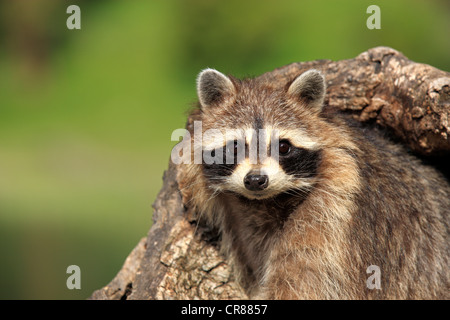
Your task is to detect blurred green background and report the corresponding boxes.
[0,0,448,299]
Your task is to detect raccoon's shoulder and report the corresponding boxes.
[323,110,408,157]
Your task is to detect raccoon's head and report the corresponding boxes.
[196,68,325,200]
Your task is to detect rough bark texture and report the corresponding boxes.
[89,47,449,300]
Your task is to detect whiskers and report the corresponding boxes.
[283,187,310,199]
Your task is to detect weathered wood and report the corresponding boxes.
[89,47,449,300]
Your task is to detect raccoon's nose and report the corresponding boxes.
[244,174,269,191]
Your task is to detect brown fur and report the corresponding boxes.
[176,70,449,299]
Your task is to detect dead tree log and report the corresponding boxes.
[89,47,449,300]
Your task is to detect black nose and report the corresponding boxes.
[244,174,269,191]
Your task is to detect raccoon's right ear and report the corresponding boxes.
[287,69,326,112]
[197,68,236,108]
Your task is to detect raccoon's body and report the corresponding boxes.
[176,68,449,299]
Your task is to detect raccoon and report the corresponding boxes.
[176,68,449,299]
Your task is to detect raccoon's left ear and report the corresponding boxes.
[197,68,236,109]
[287,69,326,112]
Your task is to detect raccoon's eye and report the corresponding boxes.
[279,140,291,155]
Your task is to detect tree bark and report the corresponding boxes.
[89,47,449,300]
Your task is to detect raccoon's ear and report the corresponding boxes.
[288,69,325,111]
[197,68,235,108]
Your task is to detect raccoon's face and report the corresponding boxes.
[196,68,325,200]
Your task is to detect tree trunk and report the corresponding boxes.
[89,47,449,300]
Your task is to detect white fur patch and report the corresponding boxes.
[278,128,319,149]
